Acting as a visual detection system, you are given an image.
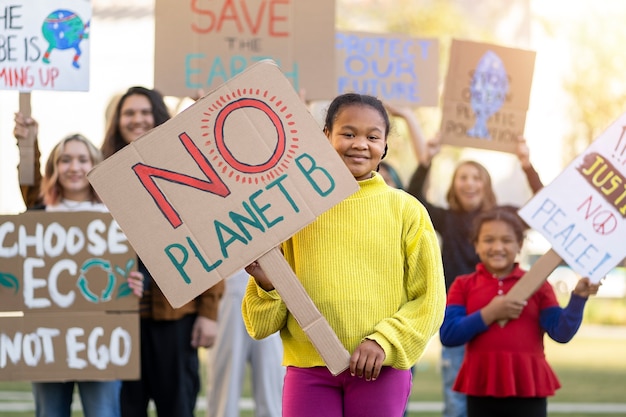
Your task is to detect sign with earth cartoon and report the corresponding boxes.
[0,0,91,91]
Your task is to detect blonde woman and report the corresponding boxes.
[15,132,143,417]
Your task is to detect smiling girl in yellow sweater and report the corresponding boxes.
[242,93,445,417]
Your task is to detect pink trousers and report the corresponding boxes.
[282,366,412,417]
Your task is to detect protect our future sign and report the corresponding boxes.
[0,211,140,381]
[336,31,439,107]
[519,112,626,283]
[0,0,91,91]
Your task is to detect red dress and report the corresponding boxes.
[448,263,561,397]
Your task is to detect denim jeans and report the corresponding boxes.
[441,344,467,417]
[33,380,121,417]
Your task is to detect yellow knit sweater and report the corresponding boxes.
[242,172,445,369]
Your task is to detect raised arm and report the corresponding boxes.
[14,112,42,208]
[515,136,544,194]
[385,103,431,166]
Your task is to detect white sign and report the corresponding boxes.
[0,0,91,91]
[519,112,626,283]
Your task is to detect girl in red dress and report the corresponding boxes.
[440,207,601,417]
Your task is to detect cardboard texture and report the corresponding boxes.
[499,249,562,326]
[0,1,91,92]
[440,39,535,153]
[0,211,138,312]
[18,92,35,185]
[154,0,336,100]
[505,249,563,302]
[336,31,439,107]
[0,211,140,381]
[258,247,350,374]
[519,111,626,284]
[0,312,140,381]
[88,60,359,374]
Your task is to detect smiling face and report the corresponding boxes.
[474,219,521,277]
[119,93,155,144]
[452,163,487,212]
[325,104,387,181]
[57,139,94,201]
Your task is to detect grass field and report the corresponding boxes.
[410,324,626,416]
[1,323,624,416]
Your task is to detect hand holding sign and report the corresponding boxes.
[87,60,358,375]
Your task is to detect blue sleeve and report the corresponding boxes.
[539,293,587,343]
[440,304,489,346]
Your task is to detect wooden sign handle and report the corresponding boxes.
[499,249,563,326]
[257,247,350,375]
[18,92,37,186]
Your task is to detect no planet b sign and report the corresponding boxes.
[87,60,358,309]
[519,112,626,283]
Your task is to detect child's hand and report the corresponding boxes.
[245,261,275,292]
[126,271,144,298]
[350,339,385,382]
[573,277,602,298]
[481,295,527,325]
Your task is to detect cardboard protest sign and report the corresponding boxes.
[440,39,535,153]
[154,0,335,100]
[519,112,626,285]
[88,59,358,308]
[336,31,439,107]
[0,211,140,381]
[0,0,91,91]
[0,211,138,312]
[0,312,139,381]
[88,60,359,374]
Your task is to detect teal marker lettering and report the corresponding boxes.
[295,153,335,196]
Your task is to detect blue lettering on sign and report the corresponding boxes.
[527,197,613,276]
[185,53,299,91]
[335,33,435,104]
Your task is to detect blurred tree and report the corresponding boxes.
[552,3,626,165]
